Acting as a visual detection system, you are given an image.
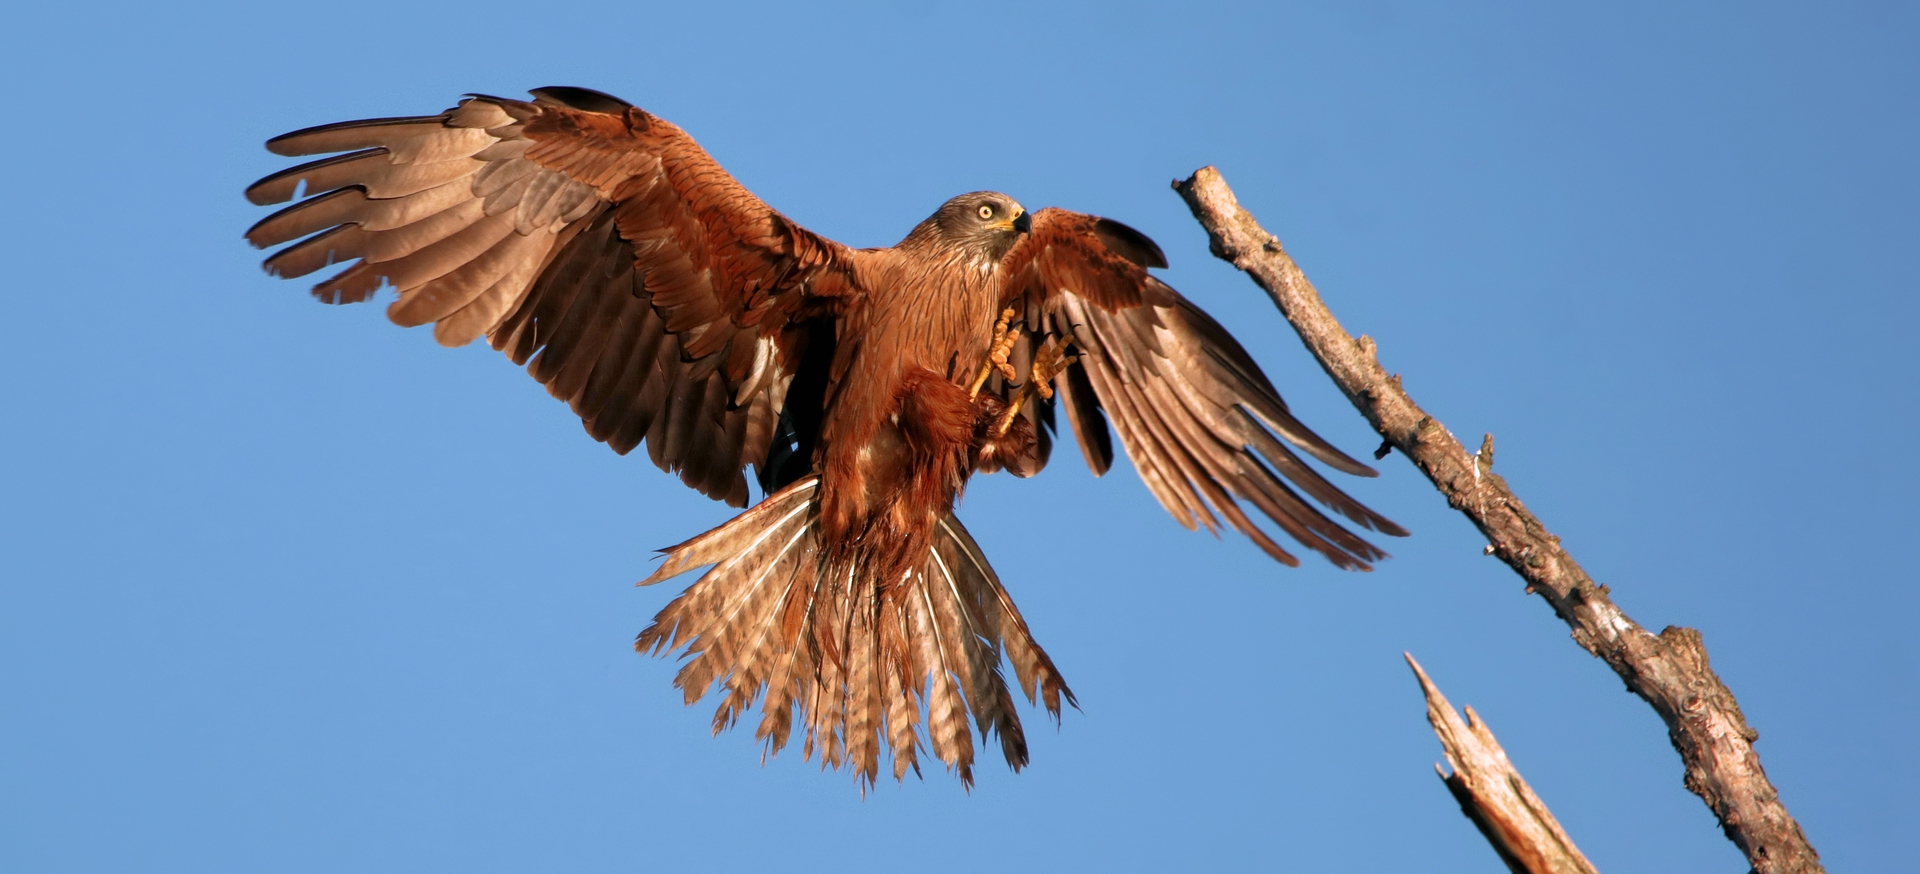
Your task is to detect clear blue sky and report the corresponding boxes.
[3,1,1914,871]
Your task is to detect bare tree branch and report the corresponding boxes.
[1172,166,1822,874]
[1408,653,1601,874]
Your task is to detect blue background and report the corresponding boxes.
[3,1,1913,871]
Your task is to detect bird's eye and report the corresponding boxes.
[977,204,995,220]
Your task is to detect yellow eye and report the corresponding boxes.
[977,204,995,220]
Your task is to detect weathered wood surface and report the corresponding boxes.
[1408,653,1599,874]
[1173,166,1821,874]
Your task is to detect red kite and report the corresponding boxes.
[246,86,1404,787]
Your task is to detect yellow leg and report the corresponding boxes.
[968,308,1021,401]
[992,335,1075,437]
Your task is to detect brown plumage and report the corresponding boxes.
[245,86,1407,788]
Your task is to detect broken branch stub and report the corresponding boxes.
[1408,653,1599,874]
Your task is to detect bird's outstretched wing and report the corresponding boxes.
[246,87,856,506]
[995,208,1406,569]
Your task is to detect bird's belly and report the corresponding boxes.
[811,273,1001,540]
[816,366,978,547]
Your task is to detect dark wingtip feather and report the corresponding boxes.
[529,86,635,115]
[244,148,383,205]
[308,261,382,305]
[244,185,364,249]
[261,224,363,279]
[1092,217,1168,269]
[264,116,434,157]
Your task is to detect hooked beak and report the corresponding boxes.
[1011,210,1032,234]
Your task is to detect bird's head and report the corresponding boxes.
[901,191,1030,262]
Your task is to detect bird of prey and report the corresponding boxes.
[245,86,1405,788]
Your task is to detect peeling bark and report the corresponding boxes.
[1174,167,1821,874]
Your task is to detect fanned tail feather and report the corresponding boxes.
[635,477,1071,789]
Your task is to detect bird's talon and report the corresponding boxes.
[969,307,1021,400]
[1027,336,1075,400]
